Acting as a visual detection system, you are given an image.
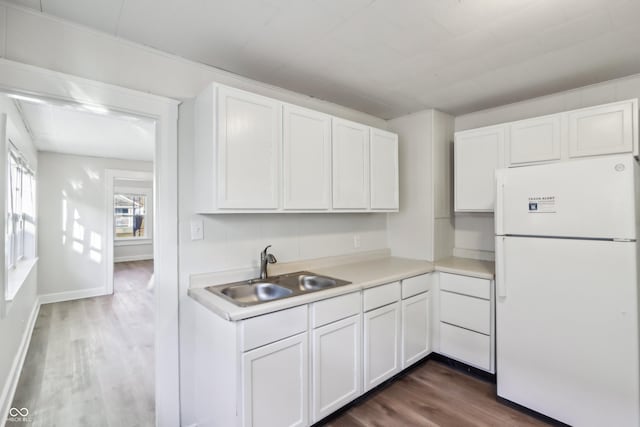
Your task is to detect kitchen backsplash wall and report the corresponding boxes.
[453,72,640,257]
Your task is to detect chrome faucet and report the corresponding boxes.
[260,245,277,280]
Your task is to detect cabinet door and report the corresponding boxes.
[283,105,331,210]
[401,292,430,368]
[217,85,282,209]
[508,115,561,166]
[454,125,505,212]
[568,100,636,158]
[332,118,370,209]
[370,128,399,211]
[311,315,361,422]
[242,333,308,427]
[363,302,401,391]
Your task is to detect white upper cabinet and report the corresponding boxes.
[454,125,505,212]
[370,128,399,211]
[283,105,331,210]
[508,115,561,166]
[194,82,399,213]
[217,85,282,209]
[332,118,370,210]
[568,100,637,158]
[454,99,638,212]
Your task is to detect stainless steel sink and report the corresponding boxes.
[207,271,351,307]
[298,275,337,290]
[221,282,293,305]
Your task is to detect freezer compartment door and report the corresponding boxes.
[497,237,640,426]
[496,154,638,240]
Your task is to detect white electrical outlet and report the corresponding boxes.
[190,219,204,241]
[353,234,361,249]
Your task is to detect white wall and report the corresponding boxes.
[387,110,434,260]
[0,94,39,420]
[453,73,640,256]
[386,109,454,261]
[37,152,153,297]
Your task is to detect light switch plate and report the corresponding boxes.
[190,219,204,241]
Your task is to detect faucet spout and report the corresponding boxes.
[260,245,277,280]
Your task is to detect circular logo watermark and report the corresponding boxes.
[8,407,32,422]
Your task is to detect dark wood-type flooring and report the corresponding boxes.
[7,260,154,427]
[324,360,551,427]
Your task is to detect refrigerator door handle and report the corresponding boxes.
[495,169,505,235]
[495,236,506,298]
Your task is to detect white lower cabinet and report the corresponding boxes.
[401,292,430,368]
[363,301,401,391]
[241,332,309,427]
[438,273,495,373]
[311,315,361,422]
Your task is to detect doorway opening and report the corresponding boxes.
[1,90,159,425]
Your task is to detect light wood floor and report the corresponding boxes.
[8,260,154,427]
[324,360,551,427]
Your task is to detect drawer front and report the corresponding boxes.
[401,274,431,299]
[311,292,361,328]
[440,272,490,300]
[363,282,401,312]
[440,322,490,371]
[440,291,490,335]
[240,305,308,352]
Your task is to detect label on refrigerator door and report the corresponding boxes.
[528,196,556,213]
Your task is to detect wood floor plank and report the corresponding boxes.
[324,361,551,427]
[7,261,154,427]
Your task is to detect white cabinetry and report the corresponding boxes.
[217,85,282,209]
[242,333,308,427]
[195,83,400,213]
[438,273,494,373]
[370,129,399,210]
[332,118,370,210]
[401,292,430,367]
[311,315,361,421]
[454,125,505,212]
[508,115,561,166]
[310,292,361,422]
[283,105,331,210]
[568,100,636,158]
[362,282,401,391]
[454,99,638,212]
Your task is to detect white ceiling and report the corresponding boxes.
[5,0,640,118]
[15,97,155,161]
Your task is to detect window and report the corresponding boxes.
[5,146,36,301]
[114,193,148,239]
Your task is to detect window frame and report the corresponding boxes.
[113,185,153,242]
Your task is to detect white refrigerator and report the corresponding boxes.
[495,154,640,427]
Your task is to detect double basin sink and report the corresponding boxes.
[206,271,351,307]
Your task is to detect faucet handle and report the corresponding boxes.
[266,253,277,264]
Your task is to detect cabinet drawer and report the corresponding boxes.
[440,273,490,300]
[440,291,490,335]
[401,274,431,299]
[440,323,490,371]
[240,305,308,352]
[363,282,400,312]
[311,292,361,328]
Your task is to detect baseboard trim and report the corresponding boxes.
[114,255,153,263]
[39,287,107,305]
[0,296,40,424]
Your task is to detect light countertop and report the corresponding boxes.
[189,254,494,321]
[435,256,495,280]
